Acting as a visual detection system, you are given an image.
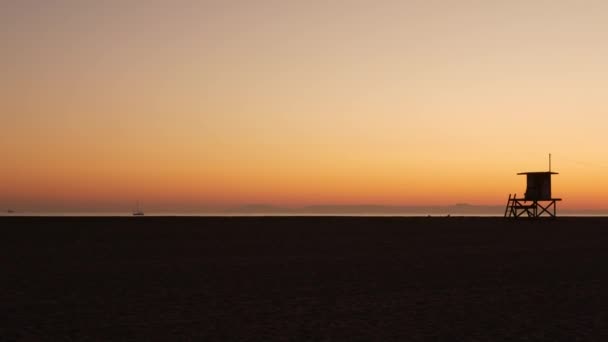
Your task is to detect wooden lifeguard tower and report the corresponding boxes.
[505,155,562,218]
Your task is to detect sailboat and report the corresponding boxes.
[132,201,145,216]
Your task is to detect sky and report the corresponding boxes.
[2,0,608,212]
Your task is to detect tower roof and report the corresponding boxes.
[517,171,558,175]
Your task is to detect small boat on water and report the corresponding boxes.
[7,209,15,214]
[132,202,144,216]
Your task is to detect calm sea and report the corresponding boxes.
[1,212,607,217]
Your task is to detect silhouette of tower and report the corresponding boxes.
[505,155,562,218]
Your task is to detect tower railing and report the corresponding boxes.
[504,194,560,218]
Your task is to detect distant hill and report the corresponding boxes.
[226,204,292,214]
[226,204,505,215]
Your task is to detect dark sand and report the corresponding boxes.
[3,217,608,341]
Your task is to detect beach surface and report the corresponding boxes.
[3,216,608,340]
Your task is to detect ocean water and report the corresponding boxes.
[1,212,606,217]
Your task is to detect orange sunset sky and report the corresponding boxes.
[2,1,608,212]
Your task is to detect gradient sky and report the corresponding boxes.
[2,0,608,212]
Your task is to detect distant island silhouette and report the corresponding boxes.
[218,204,608,216]
[226,203,504,215]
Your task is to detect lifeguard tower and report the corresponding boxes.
[505,155,562,218]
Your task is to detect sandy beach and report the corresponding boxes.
[3,216,608,340]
